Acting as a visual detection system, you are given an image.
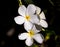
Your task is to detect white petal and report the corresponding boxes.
[39,20,48,28]
[32,25,40,34]
[18,33,28,40]
[36,6,41,15]
[14,16,25,25]
[33,34,44,43]
[26,4,36,15]
[24,21,33,31]
[18,5,26,16]
[39,12,46,20]
[30,15,39,24]
[25,37,33,46]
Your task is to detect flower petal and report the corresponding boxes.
[33,34,44,43]
[26,4,36,15]
[30,15,39,24]
[39,20,48,28]
[32,25,40,34]
[39,12,46,20]
[25,37,33,46]
[18,5,26,16]
[14,16,25,25]
[18,33,28,40]
[36,6,41,15]
[24,21,33,31]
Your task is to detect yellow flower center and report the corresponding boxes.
[25,15,30,21]
[27,30,34,37]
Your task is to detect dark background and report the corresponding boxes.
[0,0,60,47]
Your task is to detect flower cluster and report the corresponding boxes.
[14,4,48,46]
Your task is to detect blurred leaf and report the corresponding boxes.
[55,35,58,40]
[45,30,56,35]
[44,29,56,41]
[45,33,50,41]
[24,0,33,4]
[6,28,15,37]
[49,0,55,6]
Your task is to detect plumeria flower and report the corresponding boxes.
[18,25,44,46]
[14,4,39,31]
[36,6,48,28]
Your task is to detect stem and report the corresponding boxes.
[18,0,22,6]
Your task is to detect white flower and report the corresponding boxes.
[18,25,44,46]
[36,6,41,15]
[36,6,48,28]
[14,4,39,31]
